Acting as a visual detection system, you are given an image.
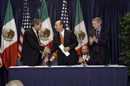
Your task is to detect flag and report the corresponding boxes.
[39,0,56,62]
[61,0,71,30]
[74,0,88,55]
[0,47,2,68]
[1,0,18,71]
[18,0,31,57]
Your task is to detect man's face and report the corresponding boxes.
[34,22,42,31]
[82,46,88,55]
[92,21,101,30]
[54,21,62,32]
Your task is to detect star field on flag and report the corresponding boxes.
[61,0,70,30]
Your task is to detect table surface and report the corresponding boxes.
[8,65,127,86]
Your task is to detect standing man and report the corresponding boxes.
[50,20,79,65]
[88,17,111,65]
[78,45,90,65]
[21,19,50,66]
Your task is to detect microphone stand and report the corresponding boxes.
[47,54,51,67]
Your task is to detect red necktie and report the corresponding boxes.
[96,30,99,53]
[60,34,64,45]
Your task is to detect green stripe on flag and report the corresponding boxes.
[39,0,49,22]
[75,0,83,26]
[3,0,14,25]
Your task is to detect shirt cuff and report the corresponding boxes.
[96,39,98,43]
[89,42,93,45]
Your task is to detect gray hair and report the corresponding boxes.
[31,19,41,27]
[92,17,102,24]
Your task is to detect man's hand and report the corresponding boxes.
[64,47,70,52]
[40,43,44,46]
[92,36,97,42]
[41,52,47,59]
[89,37,93,44]
[44,47,51,54]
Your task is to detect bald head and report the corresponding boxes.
[81,45,88,55]
[54,20,64,33]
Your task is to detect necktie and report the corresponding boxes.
[35,31,40,45]
[96,30,99,53]
[35,31,43,54]
[60,34,64,45]
[84,55,86,61]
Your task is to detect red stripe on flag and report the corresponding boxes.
[20,31,24,37]
[2,42,18,71]
[18,49,21,56]
[18,32,24,57]
[68,26,71,30]
[19,41,23,47]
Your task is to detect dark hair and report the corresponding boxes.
[31,19,41,27]
[58,20,64,28]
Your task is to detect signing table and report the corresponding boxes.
[8,65,127,86]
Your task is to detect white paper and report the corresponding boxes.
[59,44,70,56]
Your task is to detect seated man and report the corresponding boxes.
[78,45,90,65]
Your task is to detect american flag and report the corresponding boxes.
[61,0,71,30]
[18,0,31,57]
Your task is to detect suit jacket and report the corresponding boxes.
[51,30,79,65]
[88,27,111,64]
[21,28,45,66]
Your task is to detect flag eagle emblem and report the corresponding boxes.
[2,28,15,41]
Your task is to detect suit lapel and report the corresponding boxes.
[56,32,61,45]
[30,28,39,43]
[64,30,68,46]
[99,27,105,39]
[93,29,96,37]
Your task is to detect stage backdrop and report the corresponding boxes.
[0,0,130,85]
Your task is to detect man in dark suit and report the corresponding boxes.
[78,45,90,65]
[88,17,111,65]
[50,20,79,65]
[21,19,50,66]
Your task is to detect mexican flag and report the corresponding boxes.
[1,0,18,71]
[39,0,57,62]
[0,47,2,68]
[74,0,88,55]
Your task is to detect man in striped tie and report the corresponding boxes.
[21,19,50,66]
